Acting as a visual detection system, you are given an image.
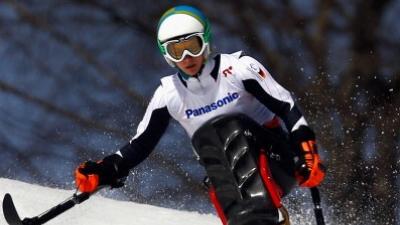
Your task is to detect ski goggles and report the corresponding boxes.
[161,33,207,62]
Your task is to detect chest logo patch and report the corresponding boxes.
[222,66,233,77]
[185,92,239,118]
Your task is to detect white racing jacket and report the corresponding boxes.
[117,52,307,168]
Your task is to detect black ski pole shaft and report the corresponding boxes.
[310,187,325,225]
[22,192,91,225]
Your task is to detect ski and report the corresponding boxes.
[3,193,24,225]
[2,191,93,225]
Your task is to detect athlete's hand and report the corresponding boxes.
[75,154,127,193]
[291,126,326,188]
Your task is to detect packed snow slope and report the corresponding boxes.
[0,178,220,225]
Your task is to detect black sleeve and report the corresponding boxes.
[242,79,303,132]
[235,55,307,132]
[118,107,171,170]
[115,85,171,170]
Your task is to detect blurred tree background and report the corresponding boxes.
[0,0,399,224]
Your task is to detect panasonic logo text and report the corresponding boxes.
[185,92,239,118]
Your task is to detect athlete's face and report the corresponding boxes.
[176,55,204,76]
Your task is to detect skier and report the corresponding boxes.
[75,5,326,225]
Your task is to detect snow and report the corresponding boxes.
[0,178,220,225]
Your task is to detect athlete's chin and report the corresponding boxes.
[184,66,200,76]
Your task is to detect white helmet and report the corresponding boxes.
[157,5,211,67]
